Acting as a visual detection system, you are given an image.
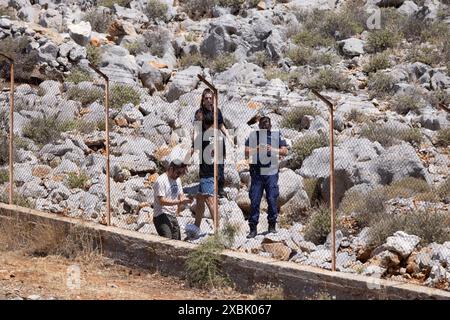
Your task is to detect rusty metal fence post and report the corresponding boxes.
[0,53,14,206]
[197,74,219,234]
[311,88,337,272]
[87,63,111,226]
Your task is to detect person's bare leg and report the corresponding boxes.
[193,195,206,228]
[205,196,219,230]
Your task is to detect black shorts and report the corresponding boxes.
[153,213,181,240]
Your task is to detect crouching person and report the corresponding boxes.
[153,160,193,240]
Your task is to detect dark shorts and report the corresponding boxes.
[153,213,181,240]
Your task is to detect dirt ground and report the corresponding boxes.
[0,250,252,300]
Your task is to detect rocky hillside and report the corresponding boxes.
[0,0,450,291]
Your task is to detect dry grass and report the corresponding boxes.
[0,216,102,263]
[252,283,284,300]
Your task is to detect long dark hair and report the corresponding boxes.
[200,88,214,111]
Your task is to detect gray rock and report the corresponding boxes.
[221,97,259,130]
[14,164,35,185]
[100,45,139,84]
[376,0,405,7]
[214,62,267,89]
[68,21,92,46]
[277,169,304,206]
[425,264,447,287]
[397,1,419,16]
[0,18,12,29]
[111,154,157,175]
[20,180,47,198]
[18,6,40,23]
[139,63,164,93]
[325,230,344,252]
[49,185,71,203]
[38,80,61,96]
[362,265,386,277]
[297,240,317,253]
[289,0,336,10]
[8,0,31,11]
[200,24,237,58]
[385,231,420,259]
[37,42,59,65]
[418,107,449,131]
[69,45,87,61]
[116,135,156,157]
[165,66,202,102]
[338,38,365,57]
[39,9,62,29]
[39,144,73,157]
[53,159,79,175]
[280,188,310,220]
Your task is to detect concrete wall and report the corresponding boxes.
[1,203,449,300]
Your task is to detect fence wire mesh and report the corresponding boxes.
[1,56,449,290]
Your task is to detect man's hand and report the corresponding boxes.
[178,195,193,205]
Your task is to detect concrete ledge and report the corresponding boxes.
[1,203,449,300]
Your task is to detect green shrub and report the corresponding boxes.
[420,21,450,46]
[346,109,371,123]
[66,87,103,107]
[218,0,245,12]
[0,191,33,208]
[185,234,229,288]
[287,46,336,67]
[398,128,423,145]
[182,0,216,20]
[145,0,169,21]
[368,210,450,248]
[307,68,352,92]
[0,169,8,184]
[428,89,450,109]
[264,67,290,82]
[124,41,144,56]
[280,106,320,131]
[86,44,102,67]
[391,93,424,115]
[22,115,67,145]
[303,178,321,206]
[360,123,422,147]
[304,206,334,244]
[179,53,204,69]
[363,52,390,74]
[368,72,396,99]
[435,127,450,147]
[407,46,442,67]
[0,133,8,166]
[98,0,132,8]
[0,37,39,82]
[66,172,90,190]
[291,29,334,48]
[366,29,401,53]
[208,53,236,74]
[110,84,141,109]
[290,134,328,170]
[143,28,171,57]
[65,68,92,84]
[252,51,271,68]
[83,10,114,33]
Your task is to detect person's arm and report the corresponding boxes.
[157,196,183,206]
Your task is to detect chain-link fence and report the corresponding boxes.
[1,55,449,291]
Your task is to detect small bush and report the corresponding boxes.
[66,87,103,107]
[264,67,290,82]
[399,128,423,145]
[346,109,371,123]
[391,93,424,115]
[182,0,216,20]
[368,210,450,248]
[65,68,92,84]
[366,29,401,53]
[252,51,271,68]
[280,106,320,131]
[66,171,90,190]
[83,10,113,33]
[208,53,236,74]
[407,46,442,67]
[307,68,352,92]
[303,178,321,205]
[110,84,141,109]
[368,72,396,99]
[292,30,334,48]
[124,41,144,56]
[86,44,102,67]
[22,115,66,145]
[218,0,245,13]
[0,169,8,184]
[287,46,335,67]
[98,0,132,8]
[435,127,450,147]
[360,123,422,147]
[185,234,229,288]
[145,0,168,21]
[0,191,32,208]
[363,52,390,74]
[428,89,450,109]
[0,6,15,19]
[304,206,334,244]
[290,134,328,170]
[143,28,171,57]
[179,53,204,69]
[253,283,284,300]
[0,133,8,166]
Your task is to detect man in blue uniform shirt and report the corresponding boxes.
[244,116,288,238]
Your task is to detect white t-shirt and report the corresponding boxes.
[153,173,183,217]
